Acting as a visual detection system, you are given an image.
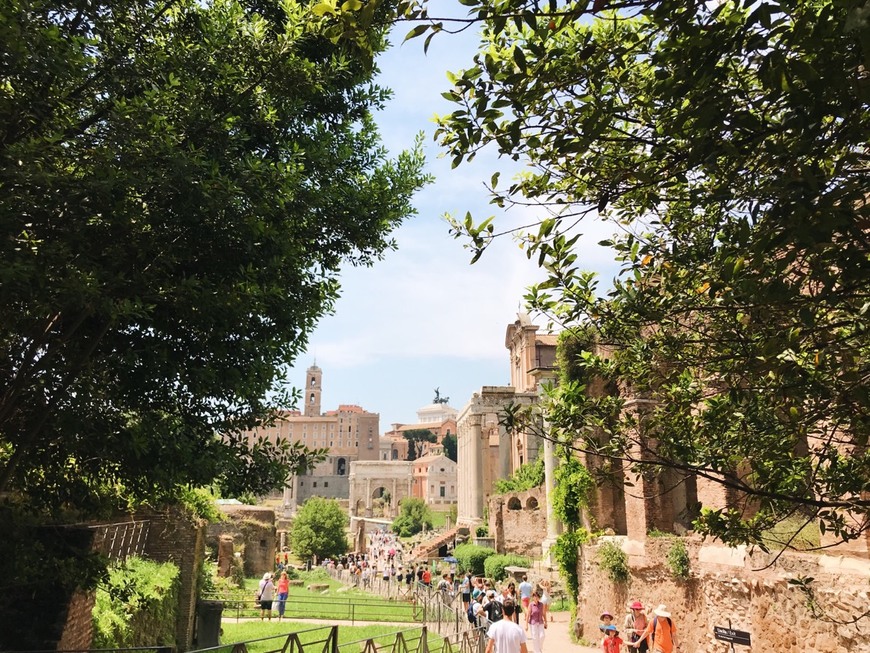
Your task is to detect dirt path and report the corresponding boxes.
[542,610,599,653]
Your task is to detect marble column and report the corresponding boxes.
[541,425,564,558]
[471,414,485,522]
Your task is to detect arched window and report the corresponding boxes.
[507,497,521,510]
[337,458,346,476]
[309,393,315,404]
[526,497,539,510]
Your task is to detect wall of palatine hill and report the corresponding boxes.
[487,485,868,652]
[575,535,867,653]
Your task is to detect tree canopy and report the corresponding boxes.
[0,0,428,516]
[394,0,870,549]
[403,428,437,460]
[391,496,433,536]
[442,432,457,462]
[290,497,349,561]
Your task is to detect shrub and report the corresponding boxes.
[453,543,496,575]
[493,457,545,494]
[476,525,489,537]
[484,554,531,582]
[552,529,590,603]
[92,557,179,648]
[596,542,630,583]
[666,540,690,579]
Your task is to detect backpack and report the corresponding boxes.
[489,600,504,622]
[467,603,477,624]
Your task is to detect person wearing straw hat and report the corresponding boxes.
[630,604,678,653]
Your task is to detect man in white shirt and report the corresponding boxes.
[486,599,528,653]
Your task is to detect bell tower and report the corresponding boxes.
[304,364,322,417]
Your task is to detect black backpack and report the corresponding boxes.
[488,601,504,622]
[467,603,477,624]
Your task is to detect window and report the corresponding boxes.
[313,481,318,488]
[324,481,329,488]
[440,486,445,497]
[311,377,316,386]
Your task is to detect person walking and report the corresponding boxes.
[630,604,677,653]
[275,571,290,621]
[257,572,275,621]
[624,600,648,652]
[525,591,547,653]
[486,598,528,653]
[518,575,533,612]
[539,580,552,623]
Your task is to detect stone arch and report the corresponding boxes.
[507,497,521,510]
[347,460,414,520]
[525,496,539,510]
[336,457,347,476]
[371,486,390,518]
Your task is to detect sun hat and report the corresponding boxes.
[604,625,619,633]
[630,601,644,611]
[262,572,272,580]
[654,604,671,618]
[600,611,613,619]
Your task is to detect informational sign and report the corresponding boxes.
[714,626,752,646]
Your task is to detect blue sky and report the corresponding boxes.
[285,11,619,427]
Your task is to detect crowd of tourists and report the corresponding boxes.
[597,601,678,653]
[462,573,551,653]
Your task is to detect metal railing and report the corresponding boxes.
[187,625,486,653]
[324,570,473,640]
[200,592,421,625]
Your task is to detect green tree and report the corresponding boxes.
[395,0,870,550]
[0,0,429,516]
[492,455,544,494]
[403,429,437,461]
[391,497,433,537]
[290,497,349,561]
[442,433,457,462]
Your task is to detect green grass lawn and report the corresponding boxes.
[216,571,419,623]
[219,622,435,653]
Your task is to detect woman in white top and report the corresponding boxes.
[538,580,552,623]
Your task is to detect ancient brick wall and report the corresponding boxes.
[488,487,547,558]
[140,506,206,652]
[576,536,865,653]
[206,505,275,578]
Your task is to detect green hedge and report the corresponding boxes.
[452,544,496,575]
[483,554,531,582]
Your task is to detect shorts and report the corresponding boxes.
[260,599,272,610]
[462,592,471,602]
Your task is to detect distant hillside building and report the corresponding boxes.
[412,451,458,505]
[243,364,379,514]
[383,393,458,460]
